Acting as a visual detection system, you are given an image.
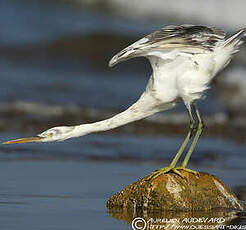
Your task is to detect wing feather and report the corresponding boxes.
[109,25,226,67]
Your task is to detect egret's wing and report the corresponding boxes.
[109,25,226,67]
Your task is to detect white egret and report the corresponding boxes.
[4,25,246,179]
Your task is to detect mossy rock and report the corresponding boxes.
[107,170,245,211]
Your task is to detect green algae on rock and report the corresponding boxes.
[107,170,246,211]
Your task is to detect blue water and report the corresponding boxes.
[0,160,127,230]
[0,148,245,230]
[0,0,245,229]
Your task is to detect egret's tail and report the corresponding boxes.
[223,28,246,53]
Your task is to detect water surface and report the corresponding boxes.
[0,1,246,229]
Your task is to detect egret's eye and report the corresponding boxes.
[48,133,53,138]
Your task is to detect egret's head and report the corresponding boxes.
[38,126,77,142]
[3,126,79,144]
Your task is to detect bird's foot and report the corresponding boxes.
[146,166,185,181]
[175,166,200,177]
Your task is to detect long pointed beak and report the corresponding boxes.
[3,136,43,145]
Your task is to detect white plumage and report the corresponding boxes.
[4,25,246,178]
[110,25,243,108]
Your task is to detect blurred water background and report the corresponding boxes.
[0,0,246,229]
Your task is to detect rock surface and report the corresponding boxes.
[107,170,246,211]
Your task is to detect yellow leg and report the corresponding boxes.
[146,103,202,180]
[176,104,203,176]
[146,120,193,180]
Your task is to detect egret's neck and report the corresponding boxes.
[76,92,162,135]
